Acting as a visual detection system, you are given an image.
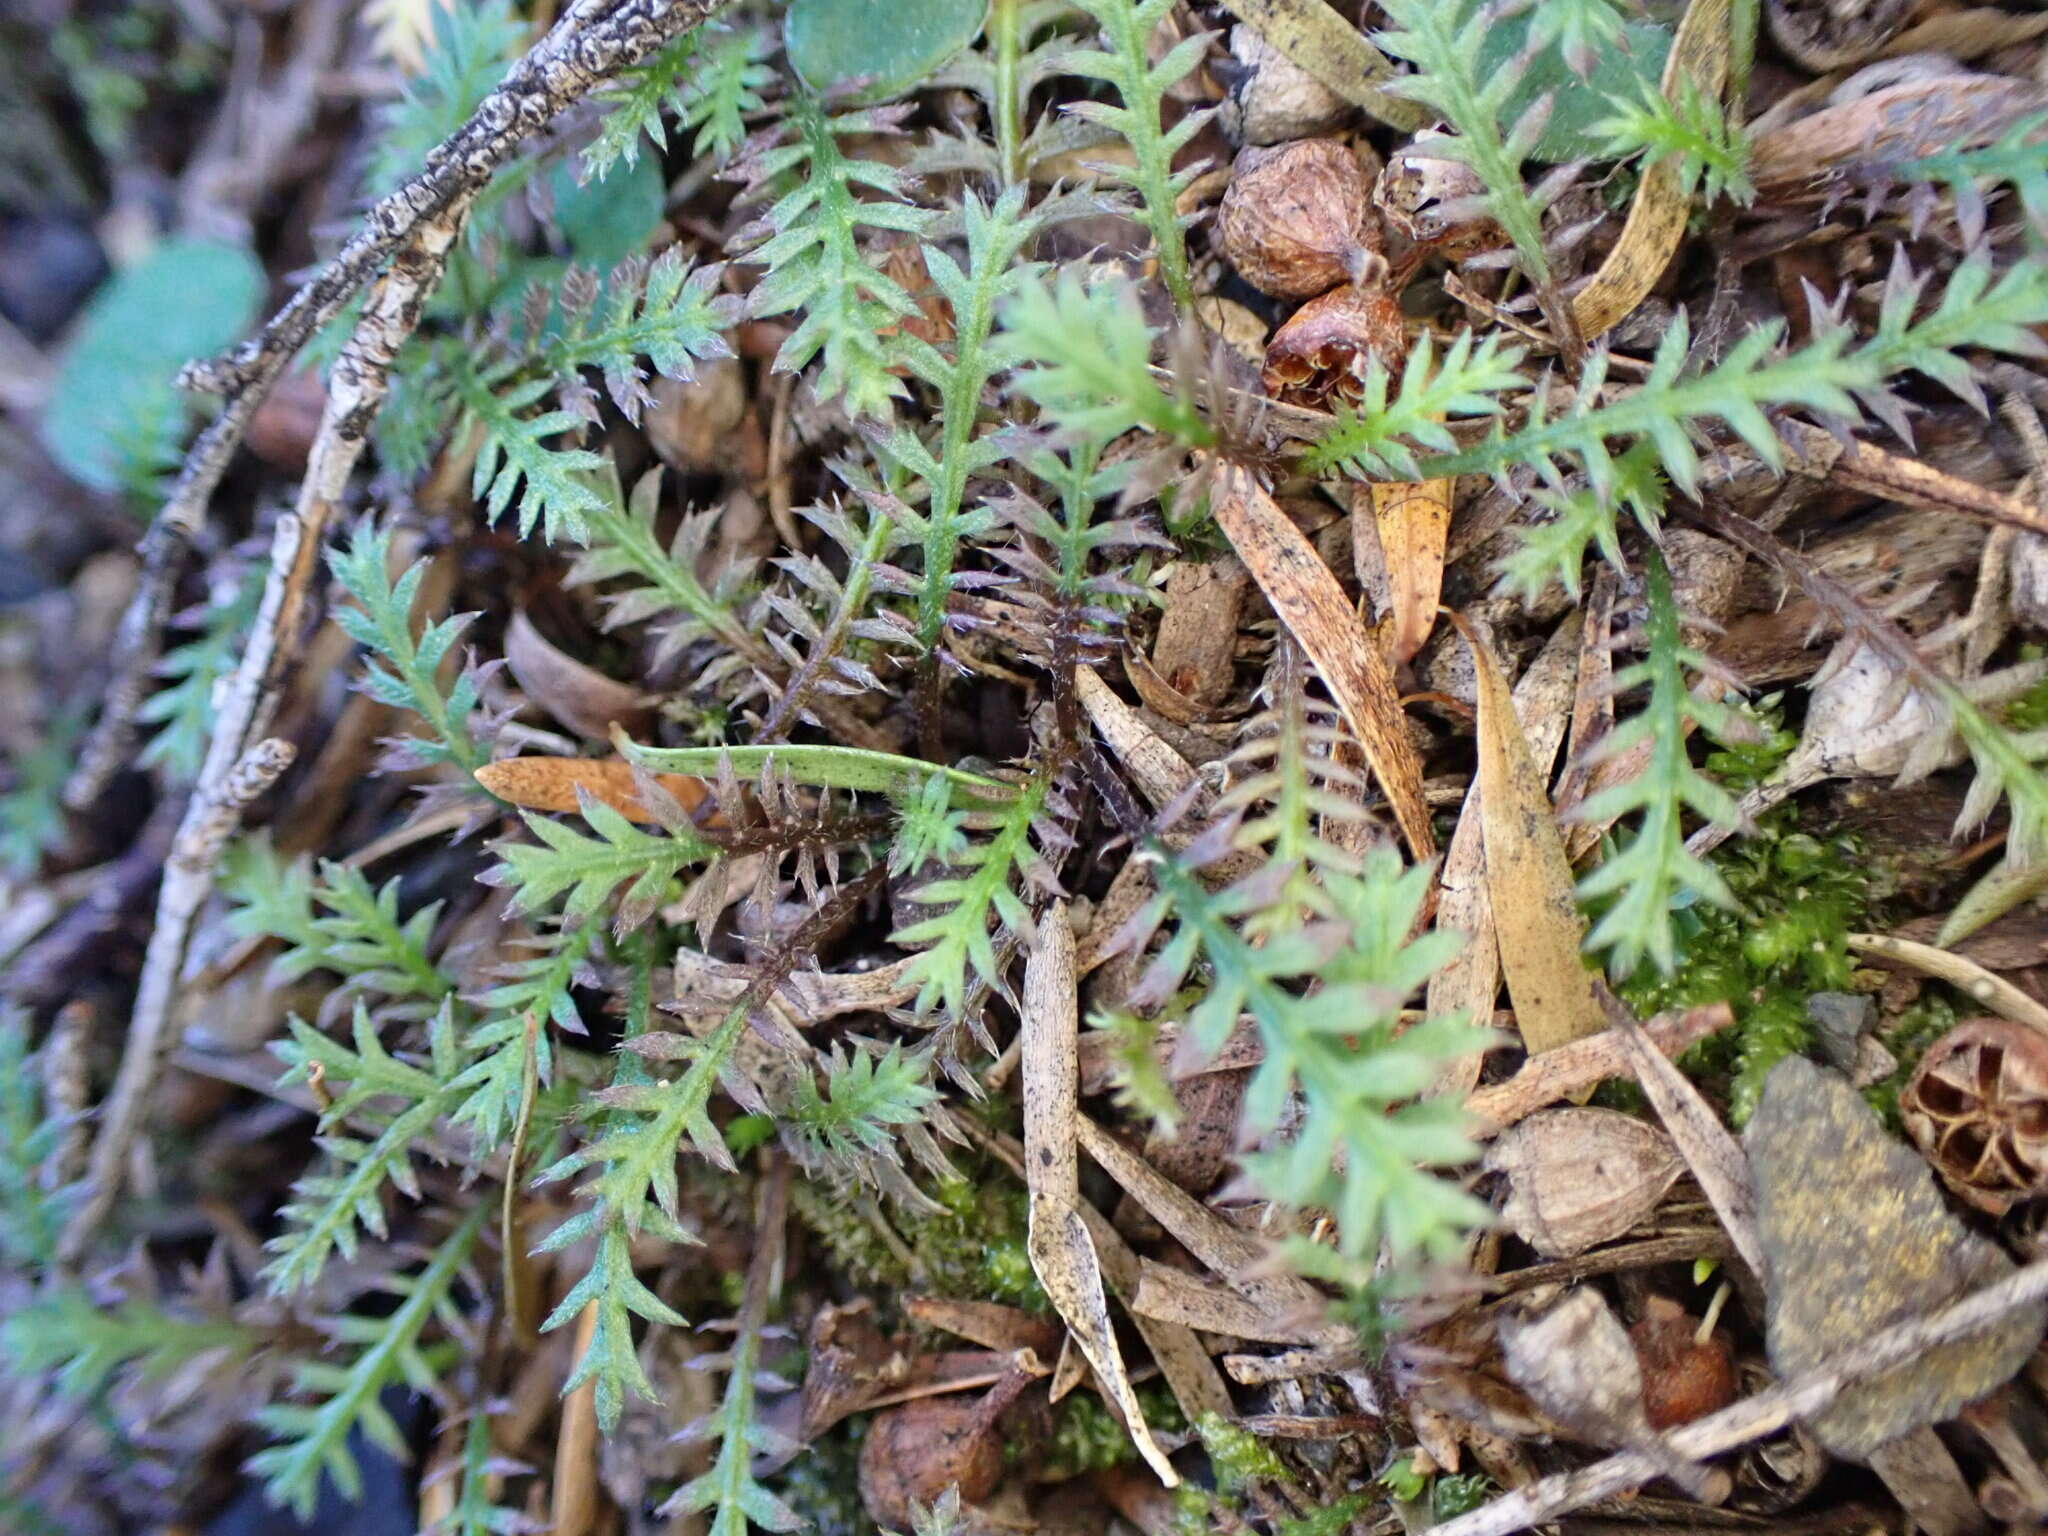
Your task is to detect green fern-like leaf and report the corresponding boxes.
[1594,70,1754,205]
[452,361,608,542]
[875,185,1041,652]
[491,793,720,927]
[1065,0,1211,309]
[1002,271,1215,448]
[1371,0,1561,281]
[1112,679,1489,1280]
[737,92,938,418]
[1574,547,1742,976]
[566,463,769,673]
[1410,255,2048,499]
[581,30,699,182]
[329,522,494,774]
[4,1286,257,1400]
[786,1043,941,1172]
[222,838,456,1015]
[893,773,1053,1018]
[263,1001,469,1295]
[0,1007,64,1266]
[676,24,775,164]
[449,919,599,1151]
[1836,109,2048,247]
[250,1204,486,1519]
[0,701,84,879]
[540,248,740,423]
[138,564,264,780]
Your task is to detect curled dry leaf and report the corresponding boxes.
[1485,1107,1684,1259]
[1746,1054,2048,1460]
[1456,613,1606,1057]
[1222,24,1354,145]
[1020,905,1178,1487]
[1210,461,1434,857]
[474,755,714,823]
[1902,1017,2048,1216]
[1497,1287,1730,1504]
[504,609,653,742]
[1218,138,1382,299]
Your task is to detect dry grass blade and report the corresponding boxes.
[1020,904,1178,1486]
[1847,932,2048,1039]
[1429,612,1583,1093]
[1210,460,1434,857]
[1454,613,1605,1057]
[1601,990,1765,1279]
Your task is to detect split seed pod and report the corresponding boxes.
[1901,1016,2048,1215]
[1375,136,1508,259]
[1262,282,1407,410]
[1219,139,1382,299]
[1485,1107,1685,1258]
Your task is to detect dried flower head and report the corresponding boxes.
[1901,1016,2048,1216]
[1261,282,1407,410]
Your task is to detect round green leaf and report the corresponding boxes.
[550,151,667,271]
[785,0,988,100]
[1476,16,1672,163]
[42,238,265,493]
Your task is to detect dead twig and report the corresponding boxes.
[1433,1257,2048,1536]
[59,190,478,1261]
[65,0,736,810]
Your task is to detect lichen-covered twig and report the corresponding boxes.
[1434,1257,2048,1536]
[58,734,295,1263]
[66,0,734,810]
[59,192,477,1263]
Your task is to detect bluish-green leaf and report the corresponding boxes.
[43,239,264,493]
[785,0,989,99]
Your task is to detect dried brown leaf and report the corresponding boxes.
[474,755,714,823]
[1455,613,1604,1056]
[504,609,653,742]
[1210,460,1434,857]
[1021,906,1178,1485]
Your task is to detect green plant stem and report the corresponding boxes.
[990,0,1026,186]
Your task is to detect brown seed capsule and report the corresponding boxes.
[1629,1296,1737,1430]
[1261,282,1406,410]
[1901,1016,2048,1216]
[1218,139,1382,299]
[859,1396,1004,1529]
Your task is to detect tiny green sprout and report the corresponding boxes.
[1380,1451,1430,1505]
[1195,1411,1286,1495]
